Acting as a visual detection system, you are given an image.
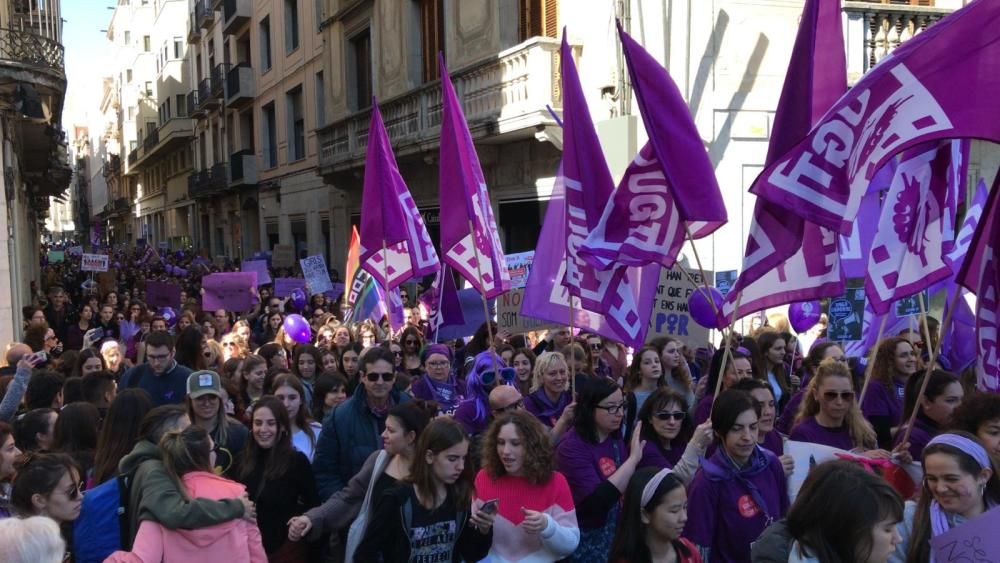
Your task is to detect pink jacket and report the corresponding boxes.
[105,471,266,563]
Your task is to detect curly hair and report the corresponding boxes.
[950,392,1000,436]
[479,410,554,485]
[870,336,917,390]
[625,345,664,393]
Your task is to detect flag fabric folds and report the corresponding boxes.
[359,100,439,291]
[420,266,465,340]
[438,55,510,299]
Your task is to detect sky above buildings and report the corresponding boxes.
[61,1,116,134]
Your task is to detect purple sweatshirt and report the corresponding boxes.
[860,378,905,426]
[524,388,571,428]
[555,427,625,530]
[789,416,855,451]
[893,413,939,460]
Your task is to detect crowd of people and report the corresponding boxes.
[0,244,998,563]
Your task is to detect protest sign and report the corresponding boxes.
[241,260,272,286]
[894,290,930,318]
[498,288,560,335]
[827,286,866,341]
[785,441,846,502]
[145,280,181,309]
[715,270,738,298]
[272,244,295,268]
[202,272,258,312]
[81,253,110,272]
[273,277,306,298]
[646,265,712,348]
[47,250,65,263]
[505,252,534,290]
[158,241,169,251]
[66,246,83,257]
[929,505,1000,561]
[300,255,334,295]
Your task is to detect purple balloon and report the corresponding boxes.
[283,313,312,344]
[158,306,177,327]
[289,289,307,311]
[789,300,822,333]
[687,287,726,329]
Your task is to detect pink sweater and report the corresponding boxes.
[105,471,266,563]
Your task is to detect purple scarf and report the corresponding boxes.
[425,373,461,413]
[529,388,571,421]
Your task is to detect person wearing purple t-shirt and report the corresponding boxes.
[693,348,753,425]
[892,369,963,461]
[555,378,643,562]
[634,387,713,485]
[789,358,877,453]
[776,342,845,435]
[409,344,466,416]
[524,351,574,444]
[730,380,794,479]
[861,337,918,449]
[684,390,789,563]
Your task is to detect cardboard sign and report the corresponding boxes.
[66,246,83,257]
[145,281,182,309]
[715,270,738,298]
[895,289,930,318]
[497,288,560,335]
[241,260,272,286]
[272,244,295,268]
[202,272,258,312]
[273,277,307,298]
[47,250,65,263]
[646,265,712,348]
[81,253,110,272]
[300,255,333,295]
[827,286,866,342]
[929,505,1000,561]
[505,251,535,289]
[785,440,846,502]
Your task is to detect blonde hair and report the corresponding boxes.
[795,358,875,450]
[532,351,567,393]
[0,516,65,563]
[158,425,213,497]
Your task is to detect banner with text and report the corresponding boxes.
[646,265,712,347]
[81,253,110,272]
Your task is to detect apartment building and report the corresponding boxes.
[186,0,327,262]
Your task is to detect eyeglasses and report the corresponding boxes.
[392,350,403,357]
[596,402,626,416]
[203,352,213,358]
[494,399,524,414]
[60,480,84,501]
[822,391,855,402]
[652,411,686,422]
[365,372,396,383]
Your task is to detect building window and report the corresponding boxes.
[145,81,153,96]
[124,30,131,45]
[128,106,135,120]
[143,35,151,52]
[173,37,183,59]
[419,0,444,82]
[259,16,272,71]
[126,69,133,82]
[314,71,325,127]
[519,0,558,41]
[348,28,372,111]
[262,102,277,168]
[286,86,305,161]
[176,94,186,117]
[284,0,300,53]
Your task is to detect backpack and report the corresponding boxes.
[72,468,136,563]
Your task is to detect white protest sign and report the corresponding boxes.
[81,253,109,272]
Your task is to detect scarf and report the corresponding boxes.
[702,444,776,523]
[529,388,570,421]
[425,373,461,413]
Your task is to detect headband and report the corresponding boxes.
[641,468,675,508]
[927,434,991,469]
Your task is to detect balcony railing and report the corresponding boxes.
[197,77,218,110]
[0,27,65,78]
[187,90,203,117]
[195,0,215,30]
[318,37,567,173]
[187,162,228,198]
[133,118,195,167]
[127,148,138,168]
[142,128,159,152]
[103,154,121,178]
[229,150,258,185]
[844,1,951,79]
[188,11,201,43]
[223,0,251,35]
[226,63,254,107]
[211,63,230,98]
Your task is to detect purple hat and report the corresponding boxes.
[421,343,453,364]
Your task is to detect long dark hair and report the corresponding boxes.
[706,347,753,397]
[240,396,296,481]
[407,418,472,507]
[901,369,958,423]
[637,387,693,451]
[754,329,791,398]
[572,378,621,444]
[711,389,761,445]
[270,373,316,449]
[11,452,80,516]
[92,388,154,484]
[174,326,206,371]
[608,468,692,563]
[786,460,903,562]
[53,402,100,474]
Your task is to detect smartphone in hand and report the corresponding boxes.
[479,498,499,515]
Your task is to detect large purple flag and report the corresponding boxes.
[420,265,465,340]
[359,101,439,290]
[957,173,1000,392]
[751,2,1000,237]
[522,166,660,348]
[723,0,846,321]
[839,159,896,278]
[438,55,510,299]
[941,140,970,256]
[946,178,989,272]
[864,141,956,315]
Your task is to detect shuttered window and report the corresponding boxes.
[519,0,557,41]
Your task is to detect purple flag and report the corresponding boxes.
[359,101,439,291]
[438,55,510,298]
[723,0,846,320]
[946,178,989,272]
[420,266,465,340]
[938,284,977,374]
[864,141,957,315]
[522,165,660,348]
[957,173,1000,392]
[839,159,896,279]
[751,2,1000,237]
[941,140,970,256]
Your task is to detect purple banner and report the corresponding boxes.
[273,277,306,298]
[202,272,258,312]
[145,280,181,309]
[241,260,272,286]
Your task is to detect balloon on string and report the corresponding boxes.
[283,314,312,344]
[789,300,822,333]
[159,307,178,327]
[288,289,307,311]
[688,287,726,329]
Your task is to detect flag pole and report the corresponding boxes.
[684,225,719,312]
[857,315,888,405]
[382,239,393,341]
[918,292,934,352]
[466,219,499,376]
[899,289,961,448]
[710,291,742,417]
[569,283,577,397]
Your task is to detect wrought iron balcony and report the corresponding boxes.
[223,0,251,35]
[195,0,215,30]
[187,90,204,117]
[133,118,195,168]
[142,127,159,152]
[103,154,121,178]
[210,63,229,99]
[318,37,568,176]
[187,162,228,198]
[197,77,219,110]
[0,26,64,80]
[225,63,254,108]
[229,150,258,186]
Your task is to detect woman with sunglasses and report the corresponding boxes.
[635,388,713,484]
[862,336,920,449]
[556,378,645,561]
[186,371,248,478]
[454,351,509,436]
[399,325,425,377]
[202,339,223,371]
[257,342,288,371]
[789,358,878,452]
[219,332,246,362]
[892,370,963,461]
[684,389,788,562]
[314,325,336,351]
[693,348,754,425]
[475,409,580,562]
[775,342,845,435]
[411,344,466,416]
[11,452,81,552]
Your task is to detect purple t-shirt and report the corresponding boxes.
[893,414,938,460]
[789,416,855,451]
[761,430,784,456]
[861,378,905,426]
[555,427,625,530]
[637,439,683,470]
[775,390,805,435]
[684,447,789,563]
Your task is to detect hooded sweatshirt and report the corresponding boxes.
[108,471,266,563]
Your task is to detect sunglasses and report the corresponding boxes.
[494,399,524,414]
[62,480,84,501]
[203,352,213,358]
[652,410,686,422]
[822,391,855,401]
[589,343,602,351]
[365,371,396,383]
[405,339,418,345]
